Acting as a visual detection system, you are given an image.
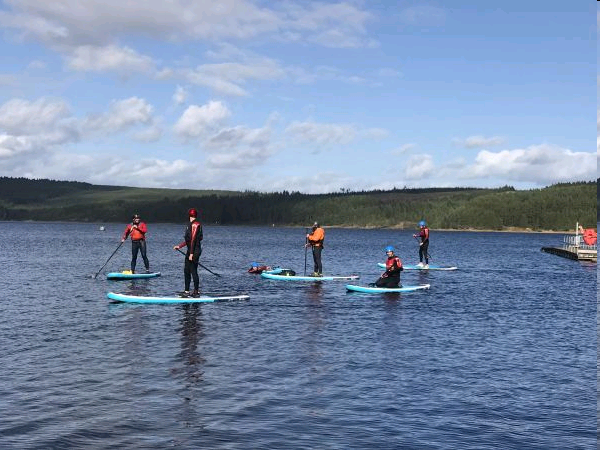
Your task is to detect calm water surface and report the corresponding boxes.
[0,222,596,449]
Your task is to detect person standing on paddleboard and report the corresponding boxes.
[306,222,325,276]
[173,208,203,298]
[375,246,403,288]
[413,220,429,268]
[121,214,150,274]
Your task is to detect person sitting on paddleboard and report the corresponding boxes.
[248,262,272,274]
[413,220,429,268]
[375,246,403,288]
[306,222,325,276]
[173,208,203,298]
[121,213,150,274]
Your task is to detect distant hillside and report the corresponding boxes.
[0,176,596,231]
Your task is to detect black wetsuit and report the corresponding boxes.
[179,219,203,292]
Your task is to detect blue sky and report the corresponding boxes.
[0,0,596,193]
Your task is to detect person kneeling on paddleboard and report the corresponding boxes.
[375,246,403,288]
[121,213,150,274]
[173,208,203,298]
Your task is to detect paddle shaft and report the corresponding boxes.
[94,240,124,278]
[175,248,221,277]
[304,228,308,276]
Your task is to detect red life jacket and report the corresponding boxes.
[385,256,403,274]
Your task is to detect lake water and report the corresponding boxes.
[0,222,596,449]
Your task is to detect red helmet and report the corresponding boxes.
[188,208,198,218]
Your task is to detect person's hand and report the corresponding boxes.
[173,245,179,250]
[189,253,193,261]
[121,238,125,243]
[306,234,310,238]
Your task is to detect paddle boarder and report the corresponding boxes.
[173,208,203,298]
[413,220,429,268]
[306,222,325,276]
[121,213,150,274]
[248,262,272,274]
[374,246,403,288]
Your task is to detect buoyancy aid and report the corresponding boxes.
[385,256,403,276]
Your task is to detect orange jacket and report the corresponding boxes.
[308,227,325,247]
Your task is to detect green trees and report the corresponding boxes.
[0,177,595,231]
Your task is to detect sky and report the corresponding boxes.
[0,0,596,194]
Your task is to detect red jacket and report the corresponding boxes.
[122,222,147,241]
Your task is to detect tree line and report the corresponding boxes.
[0,177,596,231]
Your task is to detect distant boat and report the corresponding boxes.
[99,226,105,231]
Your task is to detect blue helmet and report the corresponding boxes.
[251,262,259,267]
[419,220,426,227]
[385,246,394,252]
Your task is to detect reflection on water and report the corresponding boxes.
[0,223,595,449]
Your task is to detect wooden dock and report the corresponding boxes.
[541,245,597,262]
[541,231,597,262]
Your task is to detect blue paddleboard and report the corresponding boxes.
[377,263,457,271]
[107,271,161,280]
[261,272,359,281]
[346,284,430,294]
[107,292,249,304]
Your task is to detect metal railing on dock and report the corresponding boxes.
[541,222,597,262]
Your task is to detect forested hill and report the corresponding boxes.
[0,176,596,231]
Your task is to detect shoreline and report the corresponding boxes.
[0,219,585,233]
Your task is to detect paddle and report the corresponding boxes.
[93,240,124,278]
[304,228,308,276]
[175,248,221,277]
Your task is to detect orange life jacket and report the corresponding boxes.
[582,228,597,245]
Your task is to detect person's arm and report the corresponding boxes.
[137,222,148,235]
[121,224,131,242]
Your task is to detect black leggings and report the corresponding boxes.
[419,241,429,264]
[375,275,400,288]
[184,258,199,291]
[312,246,323,274]
[131,240,149,272]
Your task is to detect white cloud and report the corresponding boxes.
[183,59,286,96]
[454,135,505,148]
[66,45,155,73]
[0,98,71,134]
[462,145,596,184]
[84,97,154,133]
[285,121,356,146]
[204,125,273,169]
[392,143,416,155]
[398,5,446,26]
[405,154,434,179]
[0,74,18,86]
[173,101,231,139]
[173,85,187,105]
[27,60,46,69]
[134,125,163,143]
[0,0,375,48]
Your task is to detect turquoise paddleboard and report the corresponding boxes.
[377,263,457,271]
[107,271,161,280]
[261,272,359,281]
[346,284,430,294]
[107,292,249,304]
